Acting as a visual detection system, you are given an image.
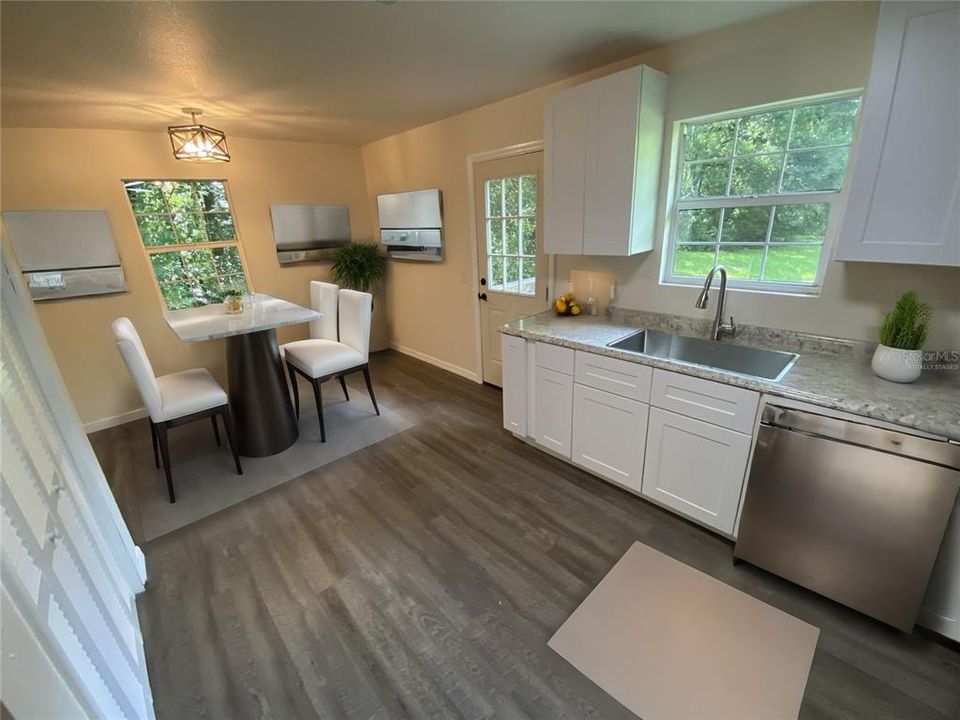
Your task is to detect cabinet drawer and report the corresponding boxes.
[575,350,652,401]
[535,342,575,375]
[650,369,759,434]
[642,407,751,535]
[572,384,648,491]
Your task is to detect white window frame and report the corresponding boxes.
[484,173,538,297]
[660,90,862,296]
[123,178,251,310]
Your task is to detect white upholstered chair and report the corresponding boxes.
[112,317,242,503]
[283,286,380,442]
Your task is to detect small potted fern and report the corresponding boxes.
[872,291,932,383]
[331,242,386,296]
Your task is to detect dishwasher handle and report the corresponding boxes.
[761,404,960,470]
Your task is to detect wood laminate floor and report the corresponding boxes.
[91,350,960,720]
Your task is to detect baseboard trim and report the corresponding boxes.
[83,407,147,434]
[388,343,482,383]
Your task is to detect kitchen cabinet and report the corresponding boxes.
[650,368,759,435]
[501,334,527,435]
[533,366,574,458]
[500,338,757,536]
[642,407,752,535]
[572,383,648,491]
[544,65,667,256]
[836,1,960,266]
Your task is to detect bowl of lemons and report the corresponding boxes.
[554,293,582,317]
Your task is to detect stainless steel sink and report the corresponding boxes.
[608,329,798,381]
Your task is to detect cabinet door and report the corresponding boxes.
[533,366,574,457]
[544,85,589,255]
[572,384,648,491]
[501,334,527,435]
[642,407,751,535]
[583,67,641,256]
[837,1,960,266]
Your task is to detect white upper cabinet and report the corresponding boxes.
[544,84,590,255]
[836,2,960,266]
[544,65,667,256]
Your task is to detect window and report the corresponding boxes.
[485,174,537,295]
[663,94,861,293]
[123,180,249,310]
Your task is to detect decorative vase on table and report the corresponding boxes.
[223,290,245,314]
[871,290,931,384]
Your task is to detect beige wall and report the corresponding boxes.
[361,0,959,379]
[1,128,378,426]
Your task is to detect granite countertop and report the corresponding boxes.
[502,310,960,442]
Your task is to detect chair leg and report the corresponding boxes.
[311,379,326,443]
[338,375,350,402]
[287,362,300,419]
[221,407,243,476]
[156,423,175,503]
[150,421,160,469]
[362,366,381,416]
[211,415,221,446]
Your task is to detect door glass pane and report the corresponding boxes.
[484,173,537,297]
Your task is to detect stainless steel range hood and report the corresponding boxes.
[270,204,351,264]
[378,189,443,262]
[2,210,126,301]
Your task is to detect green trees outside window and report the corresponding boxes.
[124,180,249,309]
[669,95,860,290]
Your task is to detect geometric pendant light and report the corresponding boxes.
[167,107,231,162]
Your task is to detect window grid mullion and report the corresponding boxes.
[758,206,777,281]
[683,140,852,168]
[777,108,797,193]
[723,118,741,196]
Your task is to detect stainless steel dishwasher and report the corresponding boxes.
[734,404,960,631]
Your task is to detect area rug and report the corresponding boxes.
[136,394,413,541]
[548,542,819,720]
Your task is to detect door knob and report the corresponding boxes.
[478,292,488,301]
[480,277,487,286]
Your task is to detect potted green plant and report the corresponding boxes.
[872,290,932,383]
[219,284,247,314]
[331,242,386,294]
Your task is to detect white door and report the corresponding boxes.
[572,384,649,491]
[642,407,752,535]
[475,152,549,386]
[1,240,153,719]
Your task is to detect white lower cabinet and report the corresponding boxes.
[501,334,527,435]
[642,407,752,534]
[533,366,574,458]
[572,383,647,491]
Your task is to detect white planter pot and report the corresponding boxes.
[871,344,922,383]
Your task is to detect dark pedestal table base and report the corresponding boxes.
[225,329,299,456]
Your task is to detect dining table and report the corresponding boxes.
[164,293,320,457]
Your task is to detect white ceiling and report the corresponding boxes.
[1,1,803,145]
